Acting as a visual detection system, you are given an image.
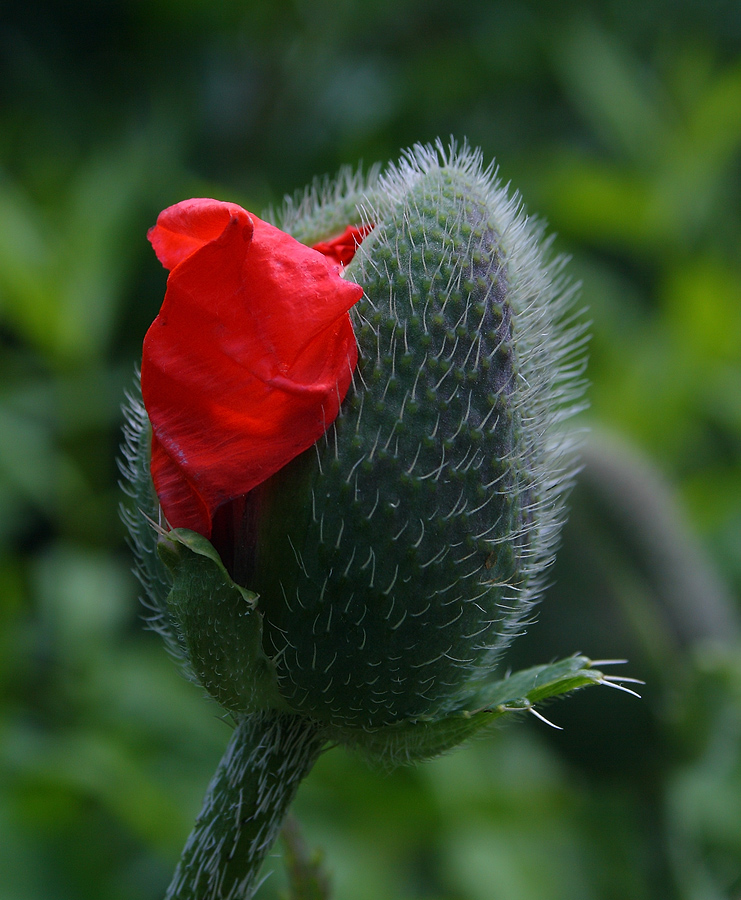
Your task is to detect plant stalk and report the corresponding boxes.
[165,710,326,900]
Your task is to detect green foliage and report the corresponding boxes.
[1,1,740,898]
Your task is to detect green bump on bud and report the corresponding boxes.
[253,141,586,738]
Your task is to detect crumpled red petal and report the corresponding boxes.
[141,198,363,537]
[312,223,374,267]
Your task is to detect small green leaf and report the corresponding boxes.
[478,654,606,707]
[159,529,286,714]
[337,655,613,766]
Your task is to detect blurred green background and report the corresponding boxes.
[1,1,741,898]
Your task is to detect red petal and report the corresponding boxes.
[313,223,374,267]
[141,199,362,537]
[148,198,252,271]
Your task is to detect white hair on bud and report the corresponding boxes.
[346,140,588,686]
[262,140,588,734]
[119,373,196,681]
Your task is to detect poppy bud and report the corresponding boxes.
[122,142,586,764]
[250,143,585,739]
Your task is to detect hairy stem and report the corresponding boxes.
[165,711,326,900]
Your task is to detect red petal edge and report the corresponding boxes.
[141,199,363,537]
[313,223,374,267]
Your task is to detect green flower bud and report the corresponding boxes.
[122,142,586,762]
[255,143,584,731]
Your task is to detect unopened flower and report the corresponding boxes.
[125,143,587,753]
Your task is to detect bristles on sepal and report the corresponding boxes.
[254,141,588,733]
[119,370,193,678]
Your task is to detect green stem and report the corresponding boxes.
[165,711,326,900]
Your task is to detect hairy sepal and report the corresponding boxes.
[119,376,186,667]
[158,529,286,714]
[258,141,587,732]
[334,655,605,767]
